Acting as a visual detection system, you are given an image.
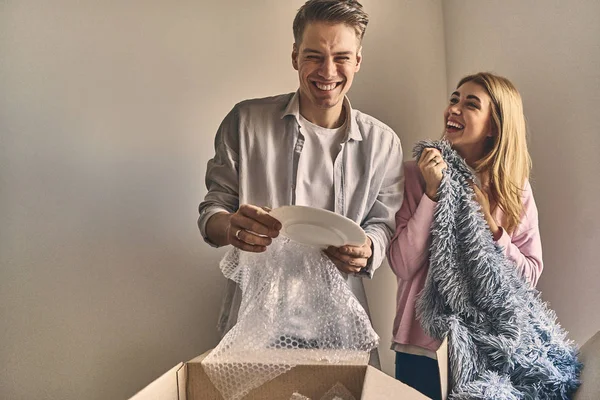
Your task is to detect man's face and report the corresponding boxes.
[292,22,362,115]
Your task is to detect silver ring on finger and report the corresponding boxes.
[235,229,243,241]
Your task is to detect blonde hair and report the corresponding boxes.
[457,72,531,233]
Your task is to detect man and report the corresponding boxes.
[198,0,403,367]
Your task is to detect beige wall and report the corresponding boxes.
[442,0,600,347]
[0,0,446,398]
[353,0,447,377]
[1,1,299,399]
[2,1,597,399]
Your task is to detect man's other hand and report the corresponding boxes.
[325,236,372,274]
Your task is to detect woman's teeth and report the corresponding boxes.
[447,121,464,129]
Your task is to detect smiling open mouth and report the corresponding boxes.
[446,120,464,130]
[313,81,341,91]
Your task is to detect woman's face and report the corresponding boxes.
[443,81,495,163]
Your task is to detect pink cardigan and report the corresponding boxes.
[387,161,544,351]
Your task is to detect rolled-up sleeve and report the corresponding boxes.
[361,138,404,277]
[197,106,241,247]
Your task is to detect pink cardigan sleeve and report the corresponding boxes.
[495,181,544,287]
[387,161,436,281]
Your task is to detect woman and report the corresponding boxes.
[387,72,543,399]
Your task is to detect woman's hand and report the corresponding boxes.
[472,184,501,240]
[418,148,448,201]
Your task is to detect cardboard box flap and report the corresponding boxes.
[361,365,429,399]
[177,363,188,400]
[130,342,449,400]
[129,362,184,400]
[573,330,600,400]
[187,350,369,400]
[437,336,449,399]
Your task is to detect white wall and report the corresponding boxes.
[443,0,600,347]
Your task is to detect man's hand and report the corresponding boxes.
[206,204,282,251]
[325,236,373,274]
[227,204,282,252]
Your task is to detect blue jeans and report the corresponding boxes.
[395,351,442,400]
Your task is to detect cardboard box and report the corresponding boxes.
[129,339,448,400]
[573,330,600,400]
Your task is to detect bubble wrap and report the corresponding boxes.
[290,382,356,400]
[202,237,379,400]
[319,382,356,400]
[289,394,311,400]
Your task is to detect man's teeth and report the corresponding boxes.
[447,121,464,129]
[315,82,337,91]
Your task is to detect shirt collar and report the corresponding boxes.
[281,90,363,142]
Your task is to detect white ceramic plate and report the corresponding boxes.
[270,205,366,248]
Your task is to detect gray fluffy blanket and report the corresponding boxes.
[414,140,581,399]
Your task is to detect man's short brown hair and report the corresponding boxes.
[293,0,369,45]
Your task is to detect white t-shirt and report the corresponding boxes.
[295,114,347,211]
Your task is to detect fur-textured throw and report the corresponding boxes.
[414,140,581,399]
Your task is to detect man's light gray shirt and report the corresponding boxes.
[198,91,404,335]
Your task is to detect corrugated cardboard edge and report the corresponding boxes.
[437,336,449,399]
[177,363,188,400]
[129,362,185,400]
